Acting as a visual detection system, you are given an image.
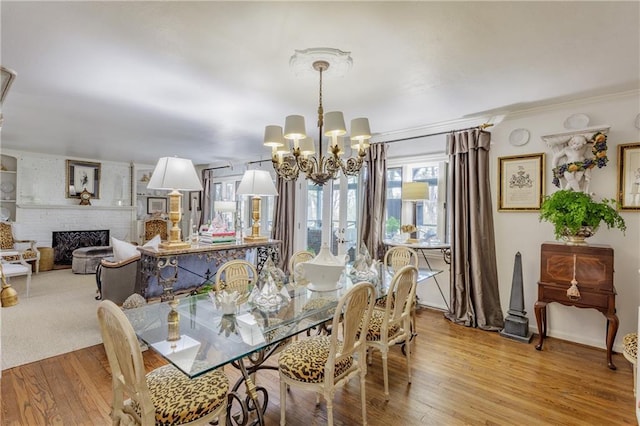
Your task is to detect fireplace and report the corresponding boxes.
[52,230,110,265]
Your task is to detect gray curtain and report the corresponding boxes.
[271,176,296,273]
[445,130,503,331]
[201,169,212,227]
[359,143,387,261]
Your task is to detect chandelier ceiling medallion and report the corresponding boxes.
[264,48,372,186]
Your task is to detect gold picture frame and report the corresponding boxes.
[66,160,101,199]
[616,142,640,211]
[498,153,545,211]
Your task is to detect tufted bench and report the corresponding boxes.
[72,246,114,274]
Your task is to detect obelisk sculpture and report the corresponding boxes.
[500,252,533,342]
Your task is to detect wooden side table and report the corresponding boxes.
[534,242,618,370]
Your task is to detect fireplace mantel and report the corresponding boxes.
[18,203,134,211]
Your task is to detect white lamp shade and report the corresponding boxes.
[350,117,372,141]
[264,125,284,147]
[147,157,203,191]
[401,182,429,201]
[299,137,315,155]
[236,170,278,196]
[284,115,306,140]
[324,111,347,137]
[215,201,237,212]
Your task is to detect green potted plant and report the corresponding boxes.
[539,189,626,244]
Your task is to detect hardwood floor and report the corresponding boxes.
[2,308,635,425]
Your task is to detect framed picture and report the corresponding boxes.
[189,191,201,211]
[498,153,545,211]
[617,142,640,210]
[66,160,100,199]
[147,197,167,215]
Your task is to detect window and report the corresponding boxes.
[385,155,449,243]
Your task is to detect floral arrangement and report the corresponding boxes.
[552,132,608,188]
[400,224,417,233]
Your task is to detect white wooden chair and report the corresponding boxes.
[365,264,418,399]
[97,300,229,425]
[288,250,314,286]
[215,259,257,303]
[0,222,40,274]
[0,251,32,296]
[278,282,376,426]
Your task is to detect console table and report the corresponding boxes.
[534,242,618,369]
[138,240,281,301]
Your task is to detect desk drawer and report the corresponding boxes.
[540,285,610,310]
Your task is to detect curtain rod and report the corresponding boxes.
[201,164,232,173]
[246,159,271,165]
[377,123,493,145]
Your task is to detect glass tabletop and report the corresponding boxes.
[124,268,441,378]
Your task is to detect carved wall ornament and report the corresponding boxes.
[541,125,610,192]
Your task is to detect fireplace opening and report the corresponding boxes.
[52,230,110,265]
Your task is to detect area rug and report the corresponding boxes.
[1,269,101,370]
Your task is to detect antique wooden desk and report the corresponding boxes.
[534,242,618,369]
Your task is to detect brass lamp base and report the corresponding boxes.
[159,240,192,250]
[243,235,268,243]
[406,238,420,244]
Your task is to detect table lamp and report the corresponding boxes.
[401,182,429,243]
[236,170,278,242]
[147,157,203,249]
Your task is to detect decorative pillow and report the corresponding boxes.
[143,234,161,251]
[111,237,139,262]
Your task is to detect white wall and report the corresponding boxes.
[491,91,640,352]
[3,150,135,246]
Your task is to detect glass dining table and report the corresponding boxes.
[124,267,441,425]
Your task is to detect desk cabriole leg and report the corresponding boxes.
[605,313,619,370]
[534,300,547,351]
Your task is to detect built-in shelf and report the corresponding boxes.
[18,203,135,211]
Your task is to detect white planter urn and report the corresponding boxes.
[300,243,346,291]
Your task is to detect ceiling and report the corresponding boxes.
[1,1,638,167]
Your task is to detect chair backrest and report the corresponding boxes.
[144,218,169,242]
[0,222,15,249]
[326,281,375,382]
[96,300,155,423]
[288,250,314,284]
[383,246,418,275]
[384,265,418,329]
[215,259,257,296]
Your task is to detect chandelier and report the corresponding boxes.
[263,48,372,186]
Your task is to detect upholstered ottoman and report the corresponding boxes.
[72,246,114,274]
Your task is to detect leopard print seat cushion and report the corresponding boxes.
[623,333,637,362]
[131,364,228,425]
[2,249,38,262]
[363,309,399,342]
[279,336,352,383]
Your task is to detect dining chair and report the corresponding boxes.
[377,245,419,310]
[365,264,418,399]
[288,250,314,286]
[215,259,257,298]
[383,246,419,275]
[278,281,376,426]
[97,300,229,425]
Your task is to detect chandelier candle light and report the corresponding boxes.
[147,156,203,250]
[264,48,372,186]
